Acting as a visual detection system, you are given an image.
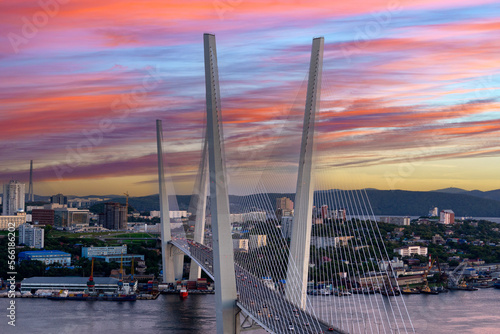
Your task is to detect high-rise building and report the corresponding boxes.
[99,203,127,230]
[276,197,294,211]
[429,207,438,217]
[439,210,455,224]
[19,223,44,248]
[2,180,25,216]
[51,193,68,206]
[276,197,294,221]
[321,205,329,219]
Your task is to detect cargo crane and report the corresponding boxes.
[87,258,95,293]
[447,260,476,290]
[421,254,438,294]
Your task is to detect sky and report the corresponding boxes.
[0,0,499,197]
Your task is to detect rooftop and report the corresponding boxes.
[22,276,119,285]
[19,250,71,256]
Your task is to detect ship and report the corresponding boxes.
[179,288,188,299]
[401,285,420,295]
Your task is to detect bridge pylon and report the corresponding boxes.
[204,33,239,334]
[189,138,208,281]
[285,37,324,310]
[156,119,184,283]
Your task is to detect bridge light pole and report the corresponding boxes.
[204,33,239,334]
[285,37,324,310]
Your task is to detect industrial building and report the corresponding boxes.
[18,250,71,265]
[20,276,121,293]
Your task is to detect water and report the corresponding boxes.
[1,289,499,333]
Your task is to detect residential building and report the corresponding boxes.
[50,193,68,206]
[276,197,293,221]
[432,234,445,244]
[276,197,293,211]
[18,223,44,248]
[394,245,428,257]
[2,180,25,216]
[242,211,266,222]
[31,209,54,226]
[233,239,249,251]
[18,250,71,266]
[280,216,294,239]
[379,216,410,226]
[249,234,267,250]
[0,211,27,230]
[310,236,354,249]
[440,210,455,224]
[429,207,438,217]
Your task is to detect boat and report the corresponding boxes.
[420,286,439,295]
[179,288,188,299]
[401,285,420,295]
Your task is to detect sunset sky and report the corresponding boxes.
[1,0,499,197]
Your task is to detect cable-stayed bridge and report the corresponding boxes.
[156,33,415,334]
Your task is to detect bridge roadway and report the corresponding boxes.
[170,238,345,334]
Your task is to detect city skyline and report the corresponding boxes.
[1,0,500,196]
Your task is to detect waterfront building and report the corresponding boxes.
[379,216,410,226]
[20,276,120,293]
[18,223,44,248]
[18,250,71,265]
[440,210,455,224]
[394,245,428,257]
[2,180,25,216]
[0,211,27,230]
